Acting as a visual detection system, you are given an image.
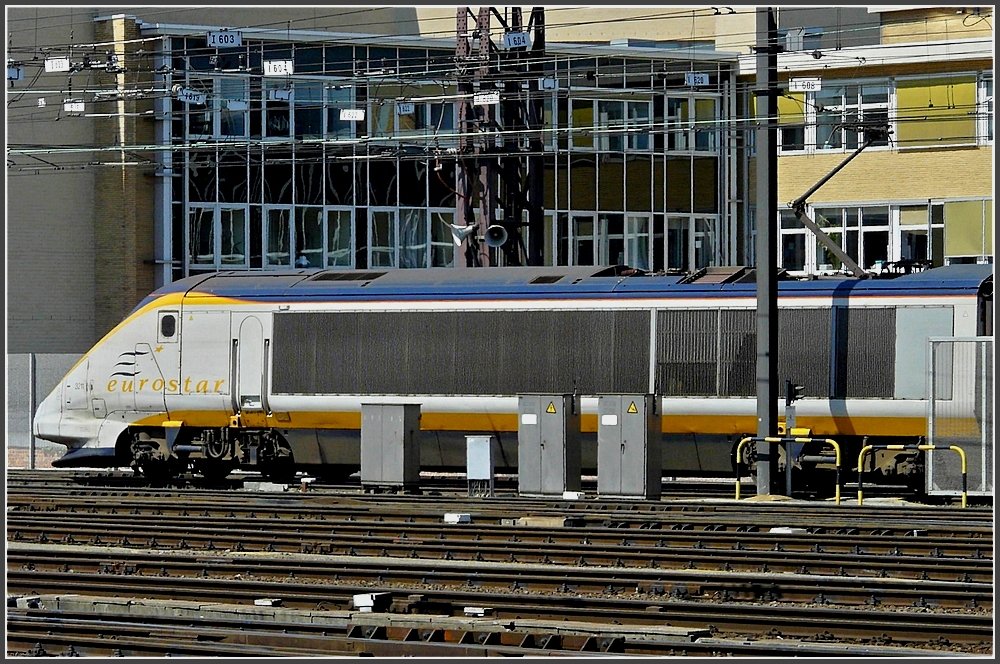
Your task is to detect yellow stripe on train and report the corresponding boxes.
[136,410,928,437]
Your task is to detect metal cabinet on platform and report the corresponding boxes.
[597,394,660,499]
[517,393,581,496]
[360,403,421,489]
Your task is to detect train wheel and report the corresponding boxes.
[261,459,296,484]
[257,432,295,483]
[195,459,236,483]
[135,459,181,484]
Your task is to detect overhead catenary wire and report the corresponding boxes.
[5,4,991,57]
[6,7,992,171]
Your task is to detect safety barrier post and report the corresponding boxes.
[734,437,753,501]
[735,436,841,504]
[943,445,968,509]
[856,445,875,506]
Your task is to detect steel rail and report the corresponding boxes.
[7,519,993,583]
[7,548,992,611]
[7,491,993,537]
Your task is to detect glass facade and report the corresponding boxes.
[163,35,732,279]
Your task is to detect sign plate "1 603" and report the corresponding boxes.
[207,30,243,48]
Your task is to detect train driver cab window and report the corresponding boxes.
[158,311,178,343]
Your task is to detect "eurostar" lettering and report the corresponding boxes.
[106,377,226,393]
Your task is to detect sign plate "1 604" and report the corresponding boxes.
[502,32,529,49]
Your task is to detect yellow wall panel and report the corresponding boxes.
[777,92,805,124]
[896,77,977,147]
[944,200,985,256]
[986,200,993,253]
[899,206,927,226]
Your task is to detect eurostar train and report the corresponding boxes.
[34,263,992,484]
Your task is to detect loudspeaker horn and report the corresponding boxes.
[484,224,508,248]
[447,223,477,247]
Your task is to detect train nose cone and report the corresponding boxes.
[32,390,63,442]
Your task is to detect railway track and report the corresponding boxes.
[7,512,992,583]
[7,477,991,534]
[6,471,992,656]
[7,550,992,652]
[9,543,993,610]
[6,604,964,658]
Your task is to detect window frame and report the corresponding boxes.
[157,311,180,343]
[666,94,721,154]
[777,78,891,155]
[777,203,949,275]
[187,203,250,271]
[570,95,656,153]
[979,72,993,144]
[263,204,295,267]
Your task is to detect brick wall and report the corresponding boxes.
[776,146,994,204]
[93,15,158,338]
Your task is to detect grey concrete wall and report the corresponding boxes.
[5,7,423,355]
[6,353,80,452]
[7,8,99,354]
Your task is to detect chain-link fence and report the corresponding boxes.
[6,353,80,469]
[927,338,993,498]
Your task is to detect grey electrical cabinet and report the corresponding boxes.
[517,393,581,496]
[597,394,661,499]
[360,403,421,488]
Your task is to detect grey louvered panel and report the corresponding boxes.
[273,310,649,395]
[832,307,896,398]
[719,309,755,397]
[656,309,717,396]
[777,308,832,399]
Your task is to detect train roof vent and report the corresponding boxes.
[309,271,387,282]
[530,275,564,284]
[679,266,753,284]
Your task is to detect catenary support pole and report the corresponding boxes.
[754,6,780,495]
[29,352,37,470]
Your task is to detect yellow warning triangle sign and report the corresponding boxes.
[546,401,557,414]
[627,401,638,414]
